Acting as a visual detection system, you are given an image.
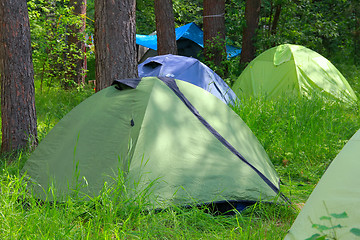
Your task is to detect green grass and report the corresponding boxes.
[1,70,360,239]
[34,82,94,141]
[232,95,360,203]
[0,163,296,239]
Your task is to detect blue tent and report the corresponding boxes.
[136,23,241,62]
[138,54,239,105]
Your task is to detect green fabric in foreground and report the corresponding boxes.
[233,44,358,105]
[23,77,281,208]
[285,129,360,240]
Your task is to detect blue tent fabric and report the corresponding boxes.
[138,54,239,105]
[136,23,241,59]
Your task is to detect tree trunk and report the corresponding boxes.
[240,0,261,64]
[203,0,226,68]
[68,0,87,86]
[0,0,38,153]
[270,4,282,35]
[94,0,138,92]
[154,0,177,55]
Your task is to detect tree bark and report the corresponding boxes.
[0,0,38,153]
[203,0,226,68]
[94,0,138,92]
[68,0,87,86]
[154,0,177,55]
[270,4,282,35]
[240,0,261,64]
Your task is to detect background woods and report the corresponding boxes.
[21,0,360,87]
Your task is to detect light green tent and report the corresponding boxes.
[23,77,284,208]
[285,129,360,240]
[233,44,358,105]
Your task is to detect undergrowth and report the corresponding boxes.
[1,75,360,239]
[232,94,360,202]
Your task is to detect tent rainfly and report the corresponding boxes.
[232,44,358,105]
[138,54,239,105]
[22,77,285,210]
[136,23,241,62]
[285,129,360,240]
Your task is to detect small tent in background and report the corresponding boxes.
[285,129,360,240]
[232,44,358,105]
[138,54,239,105]
[22,77,284,210]
[136,23,241,63]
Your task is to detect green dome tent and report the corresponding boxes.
[23,77,285,209]
[233,44,358,105]
[285,129,360,240]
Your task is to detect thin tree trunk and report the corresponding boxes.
[271,4,282,35]
[68,0,87,86]
[240,0,261,64]
[94,0,138,92]
[268,1,273,37]
[154,0,177,55]
[0,0,38,153]
[203,0,226,68]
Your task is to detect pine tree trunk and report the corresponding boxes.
[154,0,177,55]
[203,0,226,68]
[68,0,87,86]
[0,0,38,153]
[240,0,261,64]
[94,0,138,92]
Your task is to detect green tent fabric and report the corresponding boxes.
[232,44,358,105]
[23,76,283,208]
[285,129,360,240]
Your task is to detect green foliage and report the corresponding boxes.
[137,0,359,72]
[173,0,202,27]
[28,0,86,89]
[85,53,95,81]
[307,209,360,239]
[225,0,245,46]
[85,0,94,35]
[202,35,229,78]
[34,81,94,141]
[136,0,156,34]
[255,0,358,64]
